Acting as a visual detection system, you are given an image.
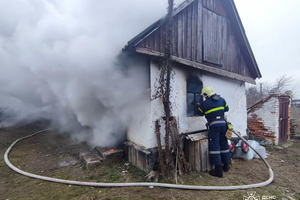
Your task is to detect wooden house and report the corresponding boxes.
[122,0,262,172]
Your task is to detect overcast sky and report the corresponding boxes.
[234,0,300,98]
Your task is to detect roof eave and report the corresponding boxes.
[223,0,262,79]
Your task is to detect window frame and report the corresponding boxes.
[187,80,203,117]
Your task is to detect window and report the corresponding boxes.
[187,81,203,116]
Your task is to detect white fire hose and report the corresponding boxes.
[4,128,274,190]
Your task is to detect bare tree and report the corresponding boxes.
[246,86,263,107]
[274,74,294,90]
[246,74,298,107]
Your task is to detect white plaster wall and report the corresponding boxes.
[168,65,207,133]
[146,61,248,148]
[150,61,214,148]
[125,54,152,148]
[201,72,248,136]
[248,97,280,144]
[126,89,152,148]
[127,58,249,149]
[150,60,167,148]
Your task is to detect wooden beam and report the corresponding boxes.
[135,46,256,84]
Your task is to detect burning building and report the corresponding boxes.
[121,0,261,172]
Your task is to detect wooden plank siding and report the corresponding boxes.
[191,1,197,61]
[203,0,217,11]
[187,5,192,60]
[203,8,223,65]
[172,15,178,57]
[155,26,160,51]
[203,0,225,16]
[225,19,240,73]
[135,0,252,80]
[196,0,203,62]
[186,139,211,172]
[182,8,188,59]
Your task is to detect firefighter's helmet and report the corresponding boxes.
[201,86,216,98]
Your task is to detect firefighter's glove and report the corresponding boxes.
[225,129,232,139]
[225,123,233,139]
[190,101,201,106]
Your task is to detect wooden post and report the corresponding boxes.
[171,119,187,173]
[155,120,165,177]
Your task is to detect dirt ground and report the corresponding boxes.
[1,122,300,200]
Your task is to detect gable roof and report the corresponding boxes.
[222,0,261,79]
[123,0,262,83]
[124,0,196,50]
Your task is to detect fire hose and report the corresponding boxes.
[4,128,274,190]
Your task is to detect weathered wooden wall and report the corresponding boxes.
[184,137,211,172]
[136,0,250,77]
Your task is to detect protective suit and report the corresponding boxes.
[197,86,231,177]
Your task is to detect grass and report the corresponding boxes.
[295,192,300,199]
[294,154,300,158]
[265,146,275,152]
[2,126,300,200]
[0,142,12,149]
[105,168,122,182]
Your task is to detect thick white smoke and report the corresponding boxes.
[0,0,183,147]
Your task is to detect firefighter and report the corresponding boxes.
[197,86,231,178]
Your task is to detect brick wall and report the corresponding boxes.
[247,96,280,144]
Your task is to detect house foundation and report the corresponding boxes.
[124,141,158,173]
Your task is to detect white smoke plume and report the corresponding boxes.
[0,0,183,147]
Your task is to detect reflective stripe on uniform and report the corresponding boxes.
[198,107,203,113]
[220,149,230,153]
[209,150,220,154]
[209,120,226,126]
[205,106,225,114]
[225,103,228,107]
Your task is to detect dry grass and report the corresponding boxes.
[1,124,300,200]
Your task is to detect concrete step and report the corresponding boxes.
[94,146,124,159]
[79,151,102,169]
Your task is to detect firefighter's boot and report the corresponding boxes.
[223,163,230,172]
[209,165,223,178]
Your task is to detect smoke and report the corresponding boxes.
[0,0,183,146]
